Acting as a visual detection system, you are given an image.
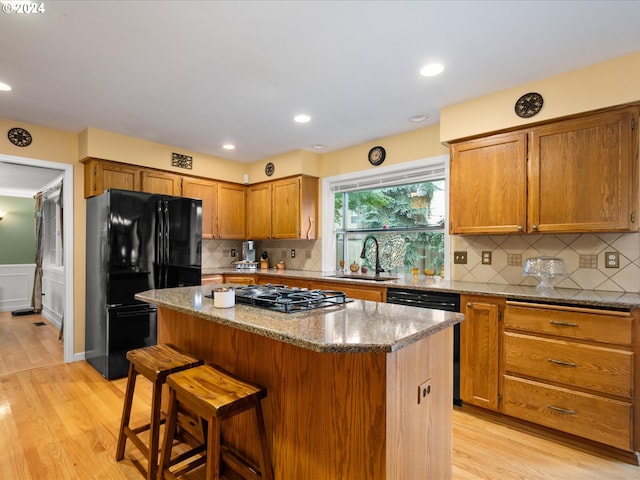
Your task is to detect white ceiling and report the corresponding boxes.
[1,0,639,176]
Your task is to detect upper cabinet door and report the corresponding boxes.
[528,107,639,233]
[271,177,301,239]
[450,132,528,234]
[182,177,218,239]
[247,182,273,239]
[140,170,182,196]
[84,159,141,198]
[217,182,246,239]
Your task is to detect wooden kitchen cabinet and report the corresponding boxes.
[450,104,640,234]
[223,274,255,285]
[182,177,218,239]
[459,295,503,411]
[502,301,635,451]
[217,182,246,239]
[255,275,310,289]
[247,175,318,240]
[528,107,638,233]
[311,280,386,302]
[246,182,272,239]
[272,176,318,239]
[450,132,527,234]
[83,158,141,198]
[183,179,246,239]
[140,169,182,196]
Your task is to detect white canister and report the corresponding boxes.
[213,288,235,308]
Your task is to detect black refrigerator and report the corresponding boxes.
[85,189,202,379]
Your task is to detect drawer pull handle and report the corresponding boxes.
[549,320,579,327]
[547,404,576,415]
[547,358,577,367]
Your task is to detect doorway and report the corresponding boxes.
[0,153,74,364]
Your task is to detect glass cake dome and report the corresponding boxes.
[522,256,567,289]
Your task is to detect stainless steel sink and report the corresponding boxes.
[327,274,399,282]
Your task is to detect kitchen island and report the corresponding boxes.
[136,285,464,480]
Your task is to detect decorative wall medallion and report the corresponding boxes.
[514,92,544,118]
[7,127,32,147]
[172,152,193,169]
[368,146,386,166]
[265,162,275,176]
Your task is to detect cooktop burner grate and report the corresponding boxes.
[232,284,351,313]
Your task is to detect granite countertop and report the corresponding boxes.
[203,268,640,310]
[135,285,463,354]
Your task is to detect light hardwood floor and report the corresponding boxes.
[0,312,638,479]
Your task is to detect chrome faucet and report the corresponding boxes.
[360,235,384,275]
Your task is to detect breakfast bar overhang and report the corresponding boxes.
[136,286,464,479]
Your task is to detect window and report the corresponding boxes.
[327,156,448,276]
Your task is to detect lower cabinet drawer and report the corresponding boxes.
[503,375,632,451]
[504,332,633,398]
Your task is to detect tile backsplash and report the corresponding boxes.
[450,232,640,293]
[202,239,322,271]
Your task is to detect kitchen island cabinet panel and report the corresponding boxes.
[157,307,453,479]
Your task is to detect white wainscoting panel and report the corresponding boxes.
[42,266,64,329]
[0,264,35,312]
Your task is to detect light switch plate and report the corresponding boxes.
[453,251,467,264]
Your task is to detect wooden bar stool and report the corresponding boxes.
[158,364,274,480]
[115,344,203,480]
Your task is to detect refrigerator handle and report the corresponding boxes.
[156,201,165,287]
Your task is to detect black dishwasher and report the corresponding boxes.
[386,288,462,406]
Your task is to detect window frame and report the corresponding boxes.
[321,154,450,277]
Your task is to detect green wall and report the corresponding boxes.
[0,195,36,264]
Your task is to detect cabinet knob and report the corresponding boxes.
[466,302,473,308]
[517,225,523,231]
[532,224,539,231]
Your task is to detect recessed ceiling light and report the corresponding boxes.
[222,144,235,150]
[311,144,326,150]
[409,114,428,123]
[294,114,311,123]
[420,63,444,77]
[0,82,12,92]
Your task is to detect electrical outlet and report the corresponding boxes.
[605,251,619,268]
[231,248,236,258]
[482,251,492,265]
[453,251,467,264]
[417,379,432,405]
[305,250,312,259]
[291,249,296,258]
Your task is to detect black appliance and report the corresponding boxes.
[85,189,202,379]
[386,288,462,406]
[230,284,350,313]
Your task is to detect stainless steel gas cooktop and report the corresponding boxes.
[233,284,351,313]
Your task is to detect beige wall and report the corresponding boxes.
[440,51,640,142]
[0,119,85,353]
[80,127,247,184]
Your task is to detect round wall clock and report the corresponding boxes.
[265,162,275,176]
[7,127,32,147]
[368,146,386,166]
[515,92,544,118]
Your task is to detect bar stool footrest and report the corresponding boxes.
[221,445,263,480]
